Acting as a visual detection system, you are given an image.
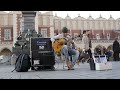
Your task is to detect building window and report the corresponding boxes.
[55,20,59,30]
[87,21,90,30]
[43,16,47,26]
[100,21,103,30]
[98,21,100,30]
[92,21,95,30]
[103,21,106,30]
[41,28,47,37]
[82,21,84,30]
[4,29,11,40]
[90,21,92,30]
[67,20,71,29]
[108,21,111,30]
[72,20,76,30]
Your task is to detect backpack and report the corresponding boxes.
[12,53,31,72]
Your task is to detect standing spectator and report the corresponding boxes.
[113,37,120,61]
[82,30,92,57]
[87,33,92,58]
[80,30,91,63]
[82,30,89,51]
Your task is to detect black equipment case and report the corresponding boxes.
[30,37,55,70]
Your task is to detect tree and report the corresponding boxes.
[62,27,69,33]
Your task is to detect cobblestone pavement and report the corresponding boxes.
[0,61,120,79]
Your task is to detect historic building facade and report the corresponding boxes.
[54,14,120,39]
[0,11,120,56]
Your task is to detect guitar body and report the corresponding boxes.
[52,38,66,54]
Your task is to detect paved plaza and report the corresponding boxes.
[0,61,120,79]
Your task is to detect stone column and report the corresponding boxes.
[49,11,54,37]
[35,11,39,34]
[13,12,17,47]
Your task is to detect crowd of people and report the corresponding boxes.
[51,27,120,70]
[51,28,93,70]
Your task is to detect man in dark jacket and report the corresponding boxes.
[113,37,120,61]
[87,33,92,58]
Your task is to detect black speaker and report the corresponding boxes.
[31,51,55,66]
[30,37,53,52]
[39,52,55,66]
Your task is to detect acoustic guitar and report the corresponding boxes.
[52,38,66,54]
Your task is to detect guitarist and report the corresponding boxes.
[51,28,79,70]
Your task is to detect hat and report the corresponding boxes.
[62,27,69,33]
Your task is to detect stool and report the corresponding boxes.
[55,54,73,70]
[55,54,66,69]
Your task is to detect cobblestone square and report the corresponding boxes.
[0,61,120,79]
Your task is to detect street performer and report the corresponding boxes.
[51,27,79,70]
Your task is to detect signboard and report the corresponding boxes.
[93,55,107,63]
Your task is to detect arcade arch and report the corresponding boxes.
[0,48,12,56]
[107,45,113,50]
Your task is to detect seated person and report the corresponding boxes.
[51,27,79,70]
[77,49,90,64]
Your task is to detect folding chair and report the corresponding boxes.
[55,54,66,69]
[60,54,73,69]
